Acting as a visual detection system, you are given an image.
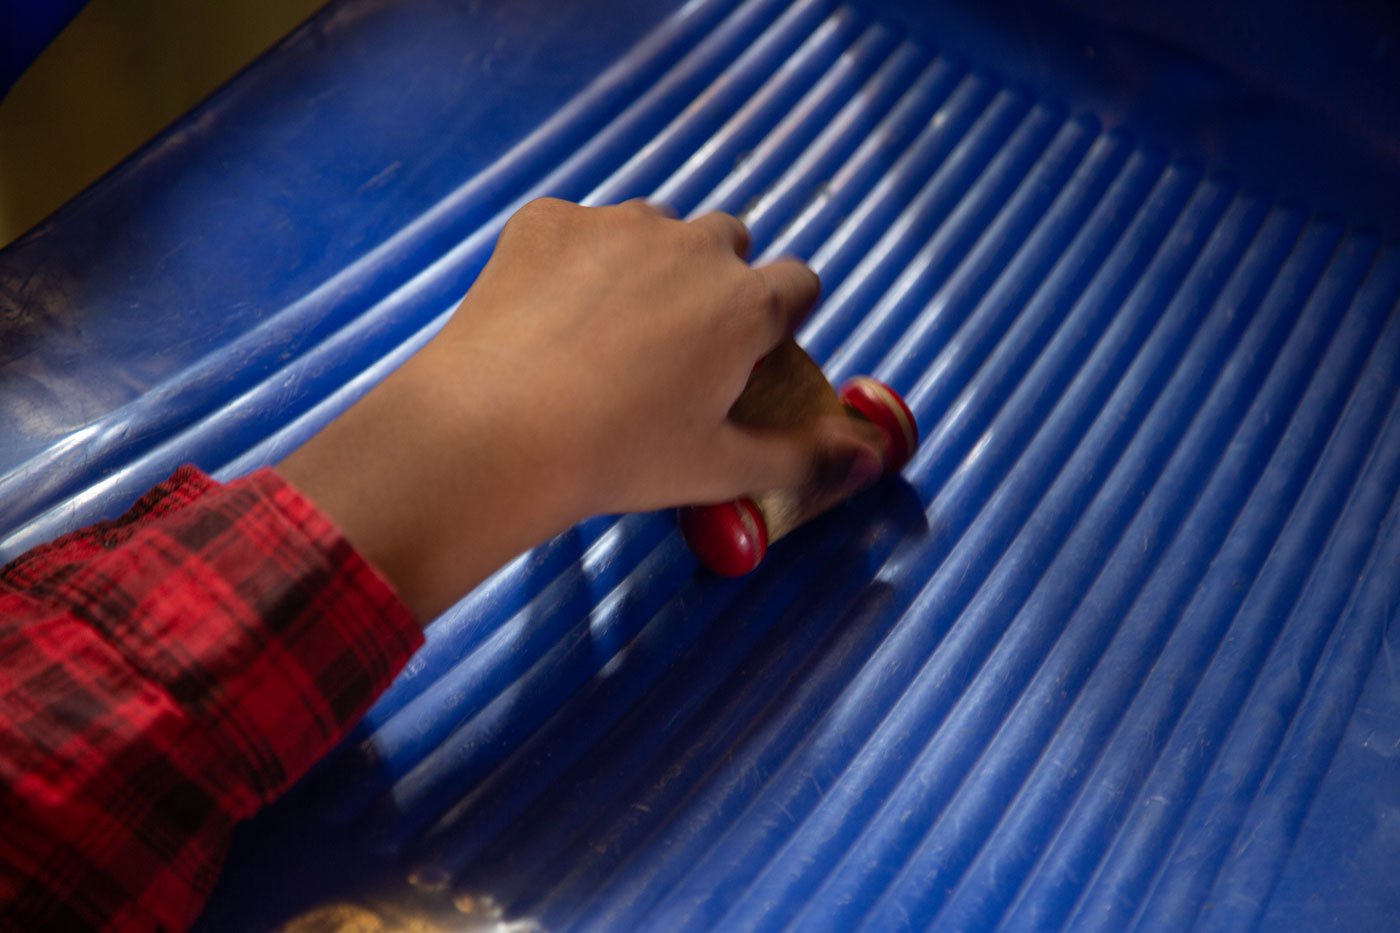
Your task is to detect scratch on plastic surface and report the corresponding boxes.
[360,160,404,194]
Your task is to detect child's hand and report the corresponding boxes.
[280,199,881,620]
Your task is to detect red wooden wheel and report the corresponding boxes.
[677,497,769,576]
[839,377,919,473]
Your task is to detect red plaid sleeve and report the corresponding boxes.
[0,466,423,931]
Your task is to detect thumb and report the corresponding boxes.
[711,416,886,501]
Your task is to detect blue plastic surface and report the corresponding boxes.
[1,0,1398,930]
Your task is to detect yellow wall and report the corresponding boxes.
[0,0,328,247]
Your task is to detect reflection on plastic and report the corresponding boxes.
[276,870,543,933]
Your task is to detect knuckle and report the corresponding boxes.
[503,197,580,243]
[676,220,718,255]
[690,213,735,250]
[523,196,570,215]
[605,199,668,234]
[716,213,748,245]
[620,198,658,217]
[511,197,572,227]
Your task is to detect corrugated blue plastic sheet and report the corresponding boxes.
[2,0,1399,929]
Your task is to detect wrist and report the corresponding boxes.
[279,347,583,622]
[414,333,592,511]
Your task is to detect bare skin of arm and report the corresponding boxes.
[279,199,884,622]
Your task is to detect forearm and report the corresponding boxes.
[277,337,586,622]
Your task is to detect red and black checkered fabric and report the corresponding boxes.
[0,466,421,930]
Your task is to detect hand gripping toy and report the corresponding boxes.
[678,339,917,575]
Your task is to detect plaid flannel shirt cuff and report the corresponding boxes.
[6,464,424,815]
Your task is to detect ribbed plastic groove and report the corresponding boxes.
[613,127,1125,930]
[725,207,1297,929]
[935,224,1361,931]
[274,4,1400,928]
[682,140,1141,932]
[873,215,1310,924]
[133,0,1393,929]
[651,21,905,213]
[753,58,970,261]
[372,29,1058,862]
[672,185,1248,933]
[989,239,1391,931]
[1055,233,1383,929]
